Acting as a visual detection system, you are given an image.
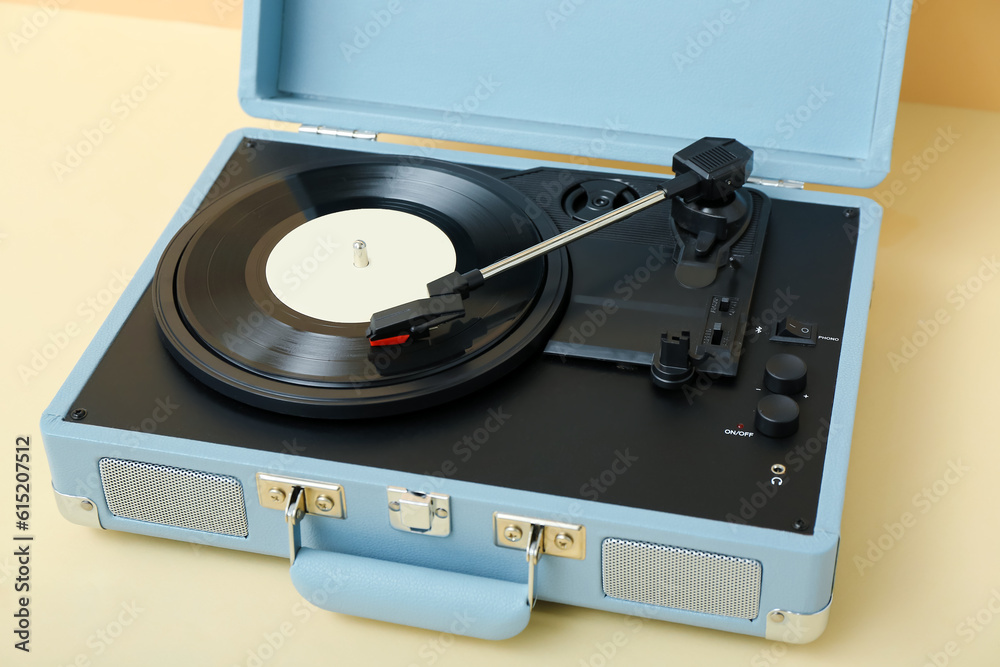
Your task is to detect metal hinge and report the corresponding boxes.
[747,176,806,190]
[493,512,586,608]
[256,473,347,565]
[298,124,378,141]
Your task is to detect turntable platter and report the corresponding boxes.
[152,156,570,418]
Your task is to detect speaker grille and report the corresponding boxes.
[99,458,248,537]
[602,538,761,619]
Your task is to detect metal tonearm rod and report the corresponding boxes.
[366,137,754,343]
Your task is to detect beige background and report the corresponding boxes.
[2,3,1000,666]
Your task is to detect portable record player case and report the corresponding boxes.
[41,0,912,642]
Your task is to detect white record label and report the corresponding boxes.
[264,209,457,324]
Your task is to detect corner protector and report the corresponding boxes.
[764,597,831,643]
[53,487,104,530]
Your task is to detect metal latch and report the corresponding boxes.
[387,487,450,536]
[493,512,586,607]
[298,124,378,141]
[256,473,346,565]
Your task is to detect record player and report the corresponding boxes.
[41,0,913,642]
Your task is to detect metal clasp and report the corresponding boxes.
[387,487,451,537]
[256,473,347,565]
[493,513,586,608]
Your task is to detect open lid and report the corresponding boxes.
[239,0,913,188]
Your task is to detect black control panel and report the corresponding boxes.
[69,139,860,534]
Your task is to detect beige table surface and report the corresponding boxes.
[3,6,1000,666]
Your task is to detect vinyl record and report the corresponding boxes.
[153,155,570,418]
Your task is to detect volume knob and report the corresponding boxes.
[755,395,800,438]
[764,354,807,395]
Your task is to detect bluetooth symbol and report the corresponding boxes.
[16,521,28,531]
[755,326,763,334]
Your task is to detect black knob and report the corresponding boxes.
[764,354,807,395]
[755,395,800,438]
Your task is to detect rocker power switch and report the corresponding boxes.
[770,316,818,346]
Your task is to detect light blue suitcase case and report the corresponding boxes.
[42,0,912,641]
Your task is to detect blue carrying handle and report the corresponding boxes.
[289,547,531,640]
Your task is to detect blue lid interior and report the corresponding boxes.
[239,0,912,188]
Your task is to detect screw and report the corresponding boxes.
[503,525,523,542]
[268,488,286,504]
[315,495,334,512]
[793,518,808,531]
[843,208,858,218]
[70,408,87,421]
[80,500,94,512]
[434,507,448,519]
[769,611,785,623]
[554,533,574,550]
[388,500,400,512]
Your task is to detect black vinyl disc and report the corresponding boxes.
[152,155,570,418]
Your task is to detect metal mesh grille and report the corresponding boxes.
[99,458,248,537]
[602,538,761,619]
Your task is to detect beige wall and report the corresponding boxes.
[8,0,998,113]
